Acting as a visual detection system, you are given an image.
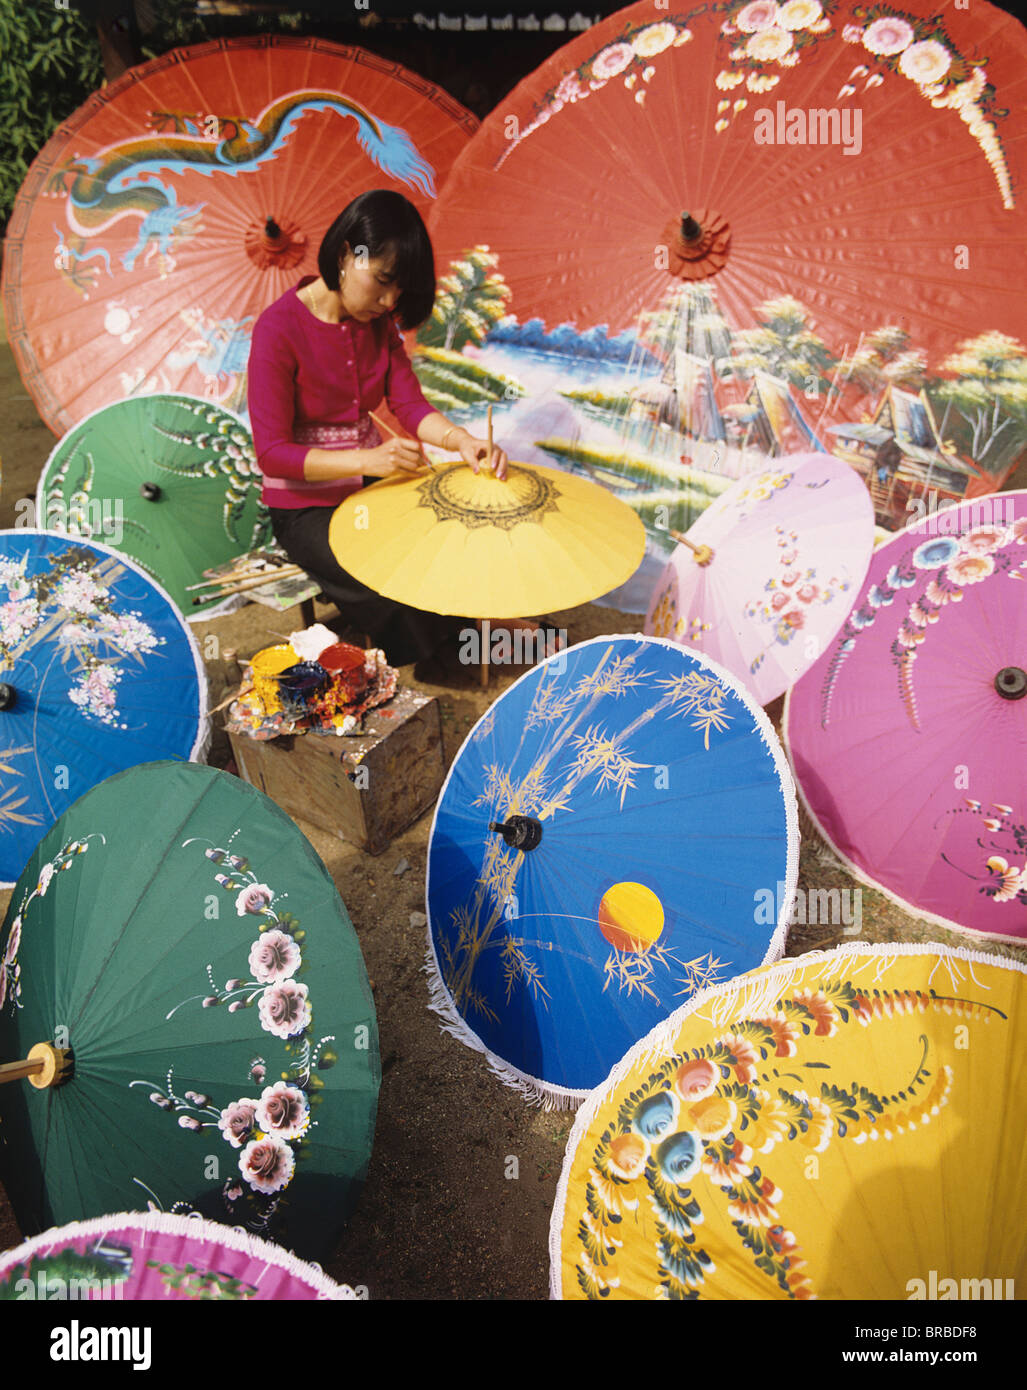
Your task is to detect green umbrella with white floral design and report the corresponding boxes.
[36,394,271,620]
[0,761,379,1261]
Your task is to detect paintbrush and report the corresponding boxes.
[369,410,434,470]
[191,567,306,604]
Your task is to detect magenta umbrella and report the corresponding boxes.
[645,453,874,705]
[784,491,1027,942]
[0,1211,357,1300]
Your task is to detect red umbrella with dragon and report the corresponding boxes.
[2,35,477,434]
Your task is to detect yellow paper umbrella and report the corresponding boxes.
[550,943,1027,1301]
[329,461,645,618]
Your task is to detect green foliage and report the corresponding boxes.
[413,346,525,400]
[0,0,104,226]
[0,1249,129,1299]
[932,330,1027,475]
[136,0,216,60]
[415,385,466,414]
[559,386,635,416]
[136,0,307,60]
[727,294,836,395]
[412,348,525,413]
[417,247,511,353]
[413,361,500,406]
[533,438,732,542]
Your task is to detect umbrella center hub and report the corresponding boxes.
[416,463,560,532]
[660,207,731,283]
[246,216,308,271]
[489,816,543,851]
[995,666,1027,700]
[0,683,15,711]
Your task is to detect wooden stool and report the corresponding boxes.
[227,688,444,855]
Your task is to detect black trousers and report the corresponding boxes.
[269,503,463,667]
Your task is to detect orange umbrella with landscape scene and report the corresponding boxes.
[419,0,1027,620]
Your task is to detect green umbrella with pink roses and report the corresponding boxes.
[0,761,379,1261]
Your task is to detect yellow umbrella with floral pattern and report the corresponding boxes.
[550,942,1027,1299]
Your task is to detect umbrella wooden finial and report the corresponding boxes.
[246,217,307,269]
[680,212,703,243]
[662,207,730,283]
[0,683,16,711]
[0,1042,73,1090]
[995,666,1027,700]
[489,815,543,851]
[669,529,714,566]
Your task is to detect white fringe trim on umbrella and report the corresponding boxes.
[0,1209,358,1300]
[423,938,589,1111]
[423,633,802,1110]
[547,938,1027,1300]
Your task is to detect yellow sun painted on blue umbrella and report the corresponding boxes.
[597,882,665,954]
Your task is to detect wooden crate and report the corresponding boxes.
[227,688,444,855]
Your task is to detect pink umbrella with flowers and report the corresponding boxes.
[645,453,875,705]
[0,1211,357,1300]
[783,490,1027,941]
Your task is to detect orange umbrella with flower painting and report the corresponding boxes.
[423,0,1027,619]
[550,942,1027,1299]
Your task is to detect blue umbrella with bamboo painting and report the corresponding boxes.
[426,635,799,1106]
[0,530,207,886]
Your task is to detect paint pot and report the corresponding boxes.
[275,661,331,719]
[319,643,368,703]
[250,644,298,714]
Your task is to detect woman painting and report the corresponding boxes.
[247,189,508,666]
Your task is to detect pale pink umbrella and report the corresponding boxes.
[784,491,1027,943]
[644,453,874,704]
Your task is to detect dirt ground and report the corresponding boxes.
[2,300,1026,1301]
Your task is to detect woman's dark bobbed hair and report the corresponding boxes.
[318,190,435,330]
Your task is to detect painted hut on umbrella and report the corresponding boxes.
[827,383,982,527]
